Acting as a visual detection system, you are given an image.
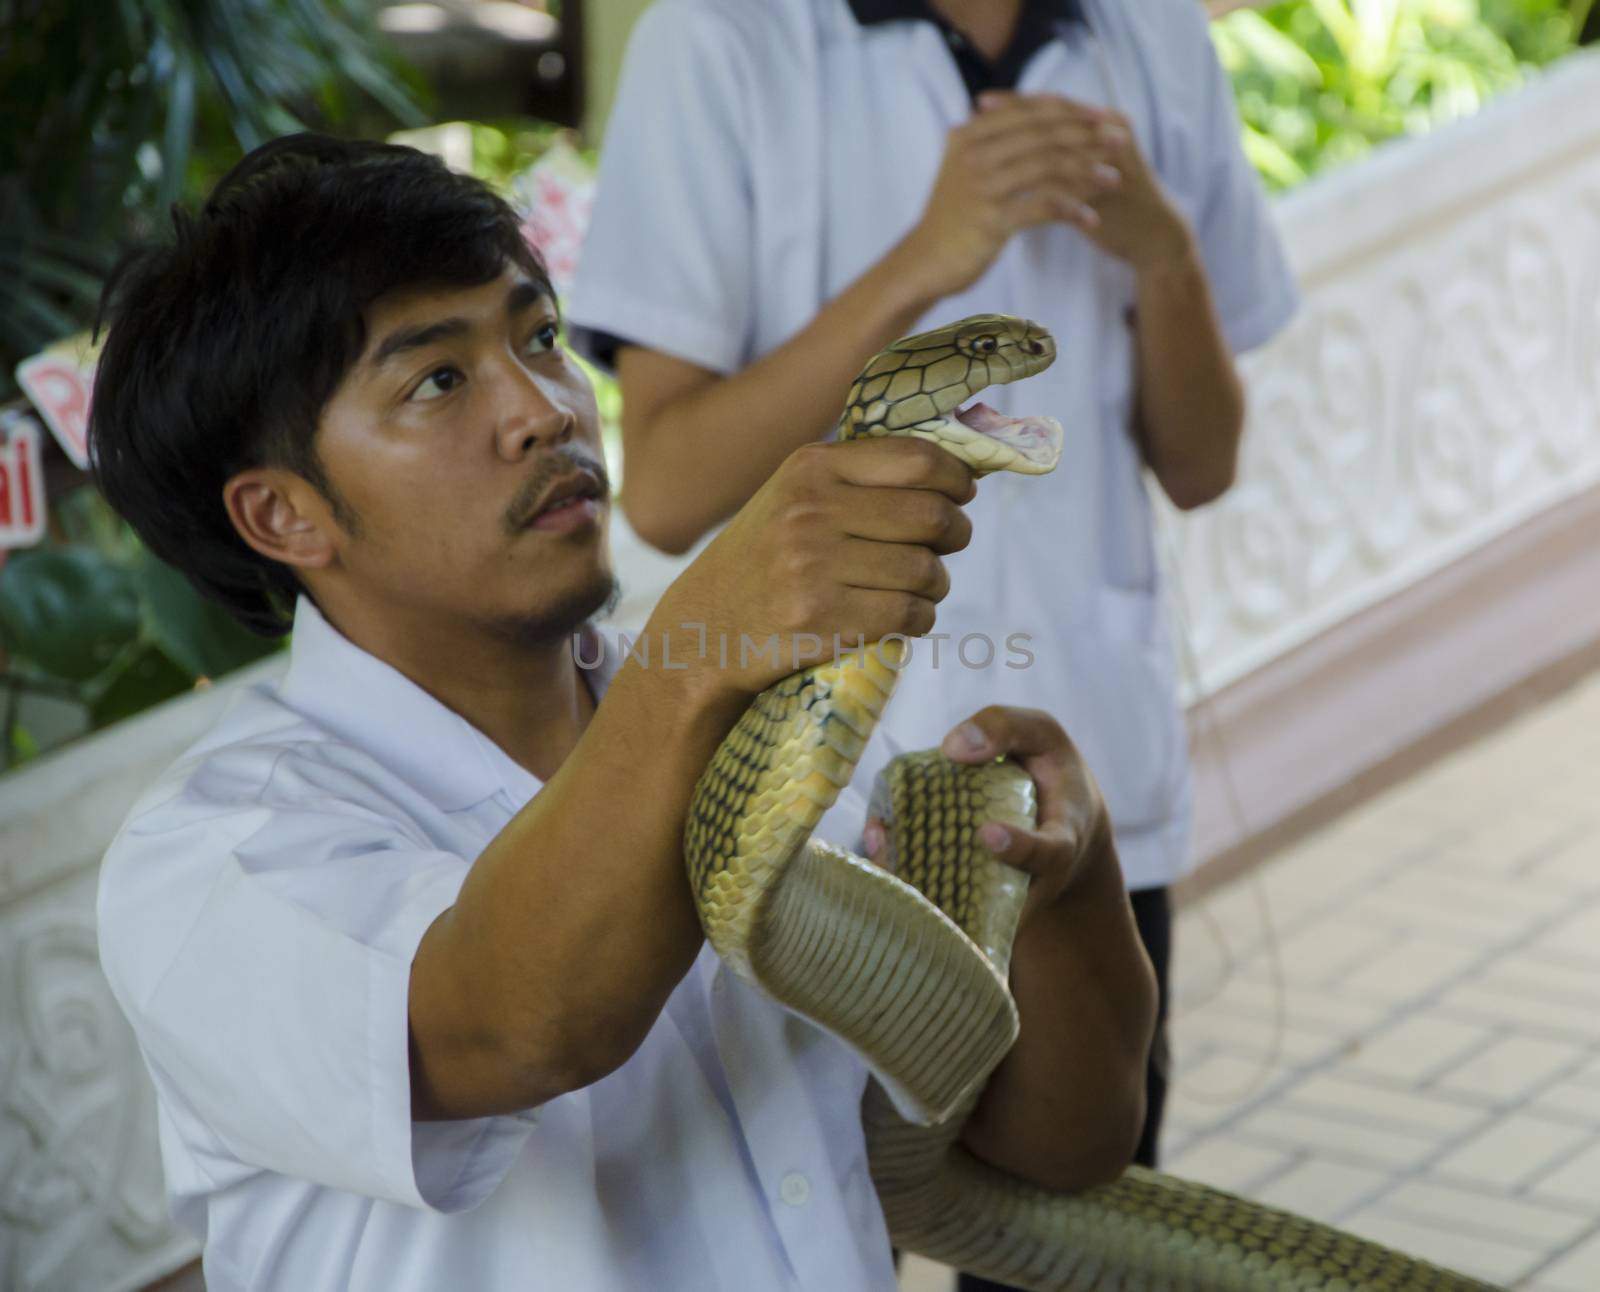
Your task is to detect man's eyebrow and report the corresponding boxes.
[369,317,471,370]
[367,280,555,370]
[508,279,554,317]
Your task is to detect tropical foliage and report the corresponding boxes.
[1213,0,1584,189]
[0,0,423,768]
[1,0,425,403]
[0,494,281,765]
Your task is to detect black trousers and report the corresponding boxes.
[954,885,1172,1292]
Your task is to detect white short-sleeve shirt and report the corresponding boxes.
[97,598,896,1292]
[567,0,1298,889]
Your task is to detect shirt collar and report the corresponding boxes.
[277,596,618,812]
[844,0,1087,98]
[846,0,1085,26]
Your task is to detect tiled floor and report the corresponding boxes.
[901,665,1600,1292]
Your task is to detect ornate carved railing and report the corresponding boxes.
[1163,49,1600,700]
[0,669,281,1289]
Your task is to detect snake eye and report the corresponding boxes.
[971,335,998,355]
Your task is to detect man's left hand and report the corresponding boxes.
[977,91,1194,274]
[865,704,1115,924]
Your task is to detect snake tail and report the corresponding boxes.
[866,1086,1499,1292]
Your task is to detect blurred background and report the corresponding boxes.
[2,2,1599,1289]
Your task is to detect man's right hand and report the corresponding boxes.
[649,436,976,701]
[893,94,1127,302]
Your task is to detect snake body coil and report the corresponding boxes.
[684,316,1498,1291]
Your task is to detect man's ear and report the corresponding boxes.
[223,467,341,571]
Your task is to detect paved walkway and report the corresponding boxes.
[903,665,1600,1292]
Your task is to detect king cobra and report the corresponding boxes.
[684,315,1497,1291]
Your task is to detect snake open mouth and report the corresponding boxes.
[950,402,1064,473]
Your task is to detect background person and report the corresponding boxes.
[568,11,1298,1273]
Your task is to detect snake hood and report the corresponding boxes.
[839,313,1064,476]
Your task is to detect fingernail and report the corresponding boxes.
[948,722,988,755]
[1070,201,1101,229]
[1093,162,1122,188]
[864,822,885,857]
[1100,124,1130,148]
[979,823,1010,852]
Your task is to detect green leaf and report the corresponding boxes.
[1218,12,1326,84]
[0,546,142,682]
[1240,121,1311,188]
[134,554,278,680]
[89,641,192,727]
[8,720,40,769]
[160,61,198,207]
[53,485,141,560]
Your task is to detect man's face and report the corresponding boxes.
[311,266,614,645]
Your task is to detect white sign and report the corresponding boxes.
[15,332,100,471]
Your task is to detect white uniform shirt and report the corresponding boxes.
[568,0,1298,889]
[97,598,896,1292]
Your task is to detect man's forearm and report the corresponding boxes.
[410,652,746,1120]
[1131,234,1246,511]
[619,238,942,552]
[959,840,1158,1191]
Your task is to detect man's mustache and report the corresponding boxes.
[504,445,611,532]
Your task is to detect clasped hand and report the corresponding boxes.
[902,90,1193,302]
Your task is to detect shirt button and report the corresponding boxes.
[779,1172,811,1207]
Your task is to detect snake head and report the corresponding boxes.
[841,314,1064,477]
[942,313,1055,374]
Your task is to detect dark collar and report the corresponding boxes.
[844,0,1088,98]
[847,0,1086,25]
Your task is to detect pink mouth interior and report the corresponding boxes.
[953,401,1061,464]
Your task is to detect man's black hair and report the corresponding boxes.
[88,132,553,636]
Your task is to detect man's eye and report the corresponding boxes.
[526,322,561,355]
[413,367,462,401]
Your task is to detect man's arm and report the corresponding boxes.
[868,706,1157,1189]
[407,438,979,1120]
[617,100,1125,554]
[963,821,1154,1189]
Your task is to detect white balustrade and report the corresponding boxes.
[1165,49,1600,700]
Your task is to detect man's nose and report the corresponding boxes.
[496,368,575,461]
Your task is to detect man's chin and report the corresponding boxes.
[490,571,620,648]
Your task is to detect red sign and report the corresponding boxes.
[0,413,47,548]
[16,334,99,470]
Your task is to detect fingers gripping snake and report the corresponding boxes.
[683,316,1497,1291]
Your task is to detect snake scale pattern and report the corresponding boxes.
[684,316,1499,1291]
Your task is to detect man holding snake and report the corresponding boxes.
[90,134,1155,1291]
